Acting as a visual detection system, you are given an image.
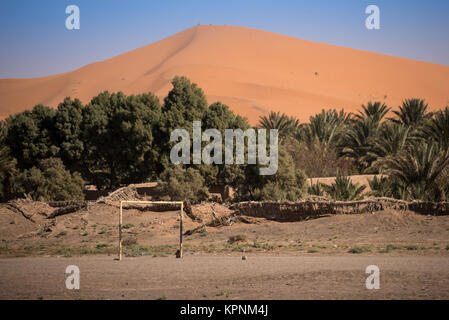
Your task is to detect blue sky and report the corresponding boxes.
[0,0,448,78]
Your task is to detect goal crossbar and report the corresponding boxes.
[118,200,184,261]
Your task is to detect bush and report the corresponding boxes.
[287,139,354,178]
[122,236,137,246]
[255,169,307,201]
[348,246,371,254]
[156,166,209,203]
[323,173,366,201]
[308,181,325,196]
[0,144,17,202]
[238,146,308,201]
[368,176,393,198]
[15,158,84,202]
[228,234,248,244]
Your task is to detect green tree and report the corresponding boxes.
[199,102,250,187]
[155,165,209,203]
[424,106,449,150]
[354,101,390,124]
[15,158,84,201]
[81,91,161,189]
[293,109,353,177]
[0,123,17,201]
[238,146,308,201]
[389,98,432,126]
[364,122,415,172]
[54,97,84,172]
[5,105,59,169]
[297,109,349,151]
[258,111,299,140]
[156,76,209,173]
[378,142,449,201]
[339,117,379,172]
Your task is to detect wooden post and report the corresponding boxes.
[119,201,123,261]
[179,202,183,259]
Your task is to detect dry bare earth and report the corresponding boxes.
[1,201,449,257]
[1,255,449,300]
[1,199,449,299]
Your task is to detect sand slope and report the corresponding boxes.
[1,25,449,124]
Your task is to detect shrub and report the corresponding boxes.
[122,236,138,246]
[228,234,248,244]
[156,166,209,203]
[288,139,354,178]
[0,145,17,202]
[239,146,308,201]
[348,246,371,254]
[323,173,366,201]
[56,231,67,237]
[308,181,325,196]
[368,176,393,198]
[15,158,84,202]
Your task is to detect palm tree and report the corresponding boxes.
[378,142,449,201]
[389,98,432,126]
[423,106,449,150]
[368,176,393,198]
[308,181,325,196]
[297,109,350,151]
[322,172,366,201]
[354,101,390,124]
[258,111,299,140]
[339,117,379,172]
[363,122,416,172]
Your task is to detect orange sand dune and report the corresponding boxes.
[1,25,449,124]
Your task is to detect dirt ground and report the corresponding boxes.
[1,255,449,300]
[1,200,449,299]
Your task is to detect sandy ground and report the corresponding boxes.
[1,25,449,124]
[2,201,449,257]
[1,200,449,300]
[1,255,449,300]
[1,200,449,299]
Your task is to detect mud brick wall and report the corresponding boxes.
[231,198,449,221]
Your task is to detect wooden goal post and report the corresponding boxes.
[118,200,184,261]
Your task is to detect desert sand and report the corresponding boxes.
[1,25,449,124]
